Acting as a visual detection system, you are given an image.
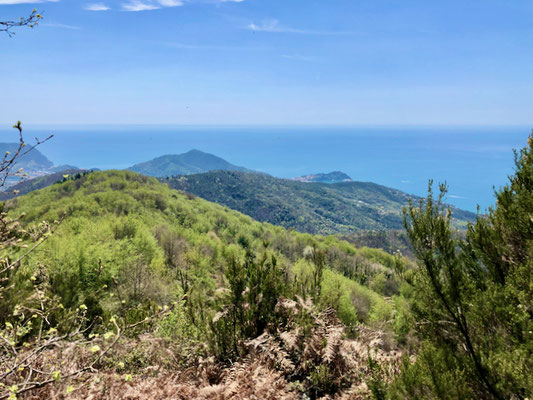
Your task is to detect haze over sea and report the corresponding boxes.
[4,125,530,213]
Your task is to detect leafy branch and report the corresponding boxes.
[0,10,43,37]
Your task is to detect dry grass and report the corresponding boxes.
[15,298,402,400]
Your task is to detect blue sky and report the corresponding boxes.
[1,0,532,125]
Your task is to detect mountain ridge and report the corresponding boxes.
[163,170,475,234]
[127,149,253,177]
[0,163,476,233]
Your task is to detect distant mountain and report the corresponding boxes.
[294,171,353,183]
[0,143,53,173]
[163,171,475,234]
[0,161,476,234]
[0,169,86,201]
[127,149,252,177]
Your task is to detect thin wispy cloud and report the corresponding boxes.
[0,0,58,4]
[119,0,239,11]
[122,1,159,11]
[247,19,353,36]
[158,0,183,6]
[121,0,183,11]
[84,2,110,11]
[199,0,245,3]
[41,21,81,29]
[159,40,245,51]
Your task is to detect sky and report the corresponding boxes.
[1,0,533,125]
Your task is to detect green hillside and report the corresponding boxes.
[1,170,414,398]
[163,170,475,234]
[3,137,531,399]
[6,170,405,331]
[128,149,252,177]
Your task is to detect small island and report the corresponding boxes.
[293,171,353,183]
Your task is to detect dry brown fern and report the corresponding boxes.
[19,297,402,400]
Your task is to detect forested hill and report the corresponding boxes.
[1,167,475,234]
[5,169,414,398]
[8,169,404,331]
[163,170,475,234]
[127,149,253,177]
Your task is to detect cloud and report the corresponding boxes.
[157,0,183,6]
[122,0,159,11]
[121,0,184,11]
[247,20,301,34]
[39,21,81,31]
[84,2,110,11]
[0,0,58,4]
[159,40,244,50]
[247,19,353,35]
[41,21,80,29]
[201,0,244,3]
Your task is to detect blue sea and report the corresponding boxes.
[2,125,530,212]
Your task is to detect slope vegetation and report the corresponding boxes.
[164,170,475,234]
[1,170,411,399]
[7,170,404,328]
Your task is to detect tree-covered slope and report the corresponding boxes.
[127,149,252,177]
[163,171,475,234]
[2,170,411,399]
[6,170,404,330]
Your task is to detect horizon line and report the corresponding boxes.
[1,123,531,129]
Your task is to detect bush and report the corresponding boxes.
[210,250,286,360]
[393,134,533,399]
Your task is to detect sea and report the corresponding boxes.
[1,125,530,213]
